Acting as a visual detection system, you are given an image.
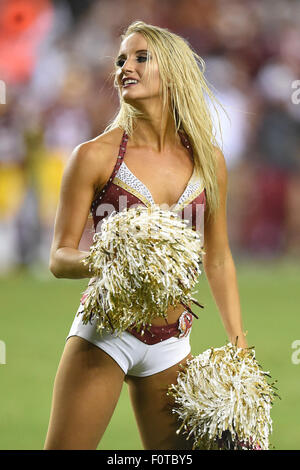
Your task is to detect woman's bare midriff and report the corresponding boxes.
[150,302,191,326]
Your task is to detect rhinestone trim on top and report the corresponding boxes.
[175,181,205,212]
[91,130,205,215]
[115,163,155,205]
[113,176,151,207]
[114,162,203,210]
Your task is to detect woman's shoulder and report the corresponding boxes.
[75,127,125,161]
[212,144,224,160]
[211,145,227,190]
[66,128,125,190]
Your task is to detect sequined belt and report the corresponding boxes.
[127,310,193,345]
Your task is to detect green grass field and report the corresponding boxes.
[0,259,299,450]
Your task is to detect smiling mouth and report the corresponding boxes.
[122,79,139,88]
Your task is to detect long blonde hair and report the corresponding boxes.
[105,21,229,220]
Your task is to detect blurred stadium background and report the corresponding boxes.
[0,0,299,450]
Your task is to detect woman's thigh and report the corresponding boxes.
[126,352,194,450]
[44,336,125,450]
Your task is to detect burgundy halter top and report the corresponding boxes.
[90,130,206,235]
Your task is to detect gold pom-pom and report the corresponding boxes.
[79,205,205,335]
[167,342,280,450]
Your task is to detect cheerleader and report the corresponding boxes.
[44,21,248,450]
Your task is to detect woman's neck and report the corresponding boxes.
[128,97,179,153]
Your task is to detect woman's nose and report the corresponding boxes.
[122,57,135,73]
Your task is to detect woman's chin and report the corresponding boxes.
[122,94,159,107]
[122,94,146,107]
[122,91,143,100]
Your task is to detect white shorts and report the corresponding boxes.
[66,304,192,377]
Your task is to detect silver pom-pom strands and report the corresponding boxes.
[80,205,205,335]
[167,342,280,450]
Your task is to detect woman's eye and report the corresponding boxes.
[137,56,148,63]
[115,58,125,67]
[115,55,149,67]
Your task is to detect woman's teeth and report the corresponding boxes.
[123,79,138,87]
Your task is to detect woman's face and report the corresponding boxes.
[115,32,161,104]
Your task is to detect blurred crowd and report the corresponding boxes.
[0,0,300,276]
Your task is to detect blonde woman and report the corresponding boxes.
[44,21,248,450]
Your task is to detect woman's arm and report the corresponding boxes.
[202,148,248,349]
[49,141,106,279]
